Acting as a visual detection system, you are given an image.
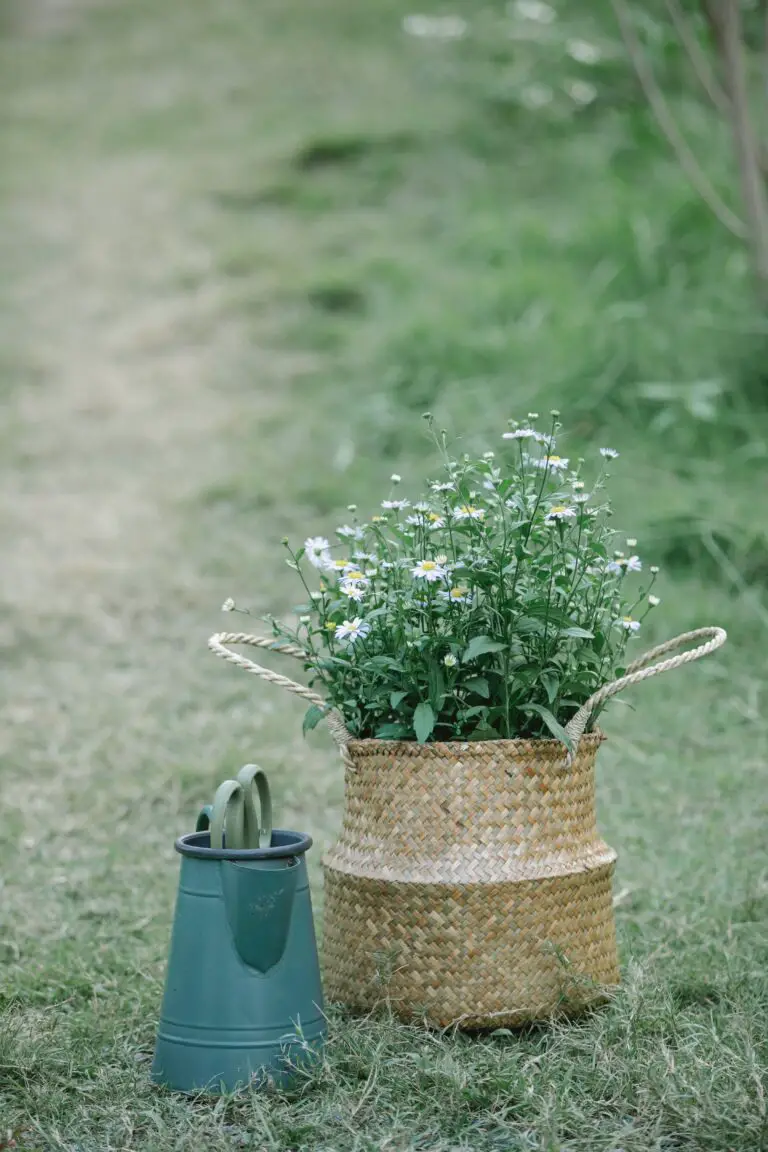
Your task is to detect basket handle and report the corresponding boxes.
[208,631,354,756]
[564,626,727,750]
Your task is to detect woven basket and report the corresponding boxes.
[209,626,726,1028]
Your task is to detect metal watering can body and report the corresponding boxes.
[152,769,326,1094]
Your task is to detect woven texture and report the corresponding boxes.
[322,733,620,1028]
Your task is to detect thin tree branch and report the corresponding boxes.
[664,0,728,112]
[717,0,768,289]
[695,0,768,177]
[611,0,747,239]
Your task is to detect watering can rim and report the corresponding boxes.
[175,828,312,862]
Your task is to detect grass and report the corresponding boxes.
[1,0,767,1148]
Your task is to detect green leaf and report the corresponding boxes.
[463,676,490,699]
[390,690,408,709]
[375,722,412,740]
[463,635,508,662]
[540,672,559,705]
[302,704,325,736]
[522,703,573,756]
[413,701,436,743]
[515,616,545,635]
[562,626,595,639]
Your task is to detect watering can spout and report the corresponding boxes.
[222,857,299,973]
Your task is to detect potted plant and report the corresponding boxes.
[211,413,725,1028]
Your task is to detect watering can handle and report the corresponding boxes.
[196,804,214,832]
[236,764,273,849]
[207,766,274,850]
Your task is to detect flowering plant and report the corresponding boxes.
[226,413,661,750]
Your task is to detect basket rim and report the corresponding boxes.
[344,728,605,757]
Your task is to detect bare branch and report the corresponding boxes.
[717,1,768,289]
[663,0,728,112]
[611,0,747,239]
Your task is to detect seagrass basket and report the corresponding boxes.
[210,626,726,1029]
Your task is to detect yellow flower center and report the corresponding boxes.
[550,505,568,515]
[344,570,365,582]
[420,561,437,571]
[371,515,386,523]
[325,621,337,630]
[427,512,442,522]
[449,587,468,599]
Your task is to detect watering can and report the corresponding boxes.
[151,765,326,1093]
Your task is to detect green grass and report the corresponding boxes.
[1,0,767,1149]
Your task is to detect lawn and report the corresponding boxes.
[1,0,767,1149]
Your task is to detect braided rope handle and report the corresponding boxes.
[210,626,727,765]
[208,632,354,757]
[563,626,727,749]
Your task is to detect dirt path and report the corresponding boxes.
[0,4,341,951]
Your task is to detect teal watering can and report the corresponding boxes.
[151,765,326,1093]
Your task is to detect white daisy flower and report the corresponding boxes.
[414,501,431,513]
[567,38,601,65]
[336,525,364,540]
[482,451,495,459]
[452,504,485,521]
[405,514,424,526]
[380,560,395,571]
[648,595,660,607]
[221,597,235,612]
[299,615,311,624]
[346,504,357,512]
[619,617,641,633]
[439,586,471,603]
[304,536,333,569]
[521,84,553,110]
[402,14,467,40]
[567,80,598,106]
[340,583,366,602]
[527,412,539,419]
[537,455,569,472]
[626,538,637,548]
[545,505,577,523]
[513,1,556,24]
[443,653,458,667]
[650,565,660,574]
[411,559,448,582]
[502,427,538,441]
[390,473,402,483]
[335,617,371,643]
[600,448,619,459]
[608,554,641,574]
[572,493,590,504]
[341,569,367,584]
[381,499,410,511]
[572,480,585,490]
[353,551,376,562]
[427,513,446,529]
[430,481,455,493]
